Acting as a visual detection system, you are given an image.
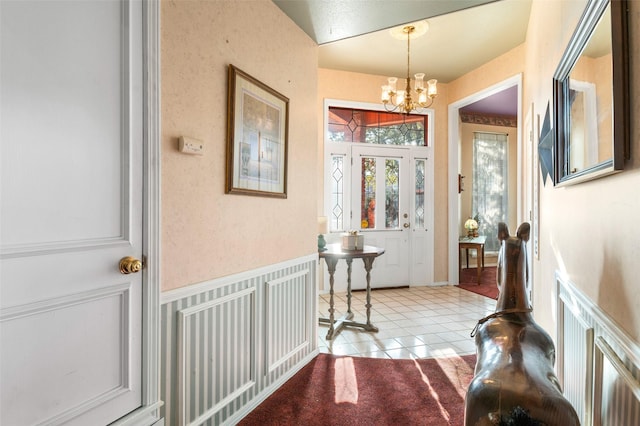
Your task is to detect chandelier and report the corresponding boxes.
[381,23,437,114]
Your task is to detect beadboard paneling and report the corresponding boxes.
[161,255,318,425]
[557,274,640,426]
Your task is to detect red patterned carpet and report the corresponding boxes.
[239,353,476,426]
[457,266,498,300]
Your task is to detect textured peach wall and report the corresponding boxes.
[447,44,525,105]
[317,68,451,282]
[161,0,318,291]
[524,0,640,342]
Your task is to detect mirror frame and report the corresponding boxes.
[553,0,629,186]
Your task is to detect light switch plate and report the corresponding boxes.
[178,136,204,155]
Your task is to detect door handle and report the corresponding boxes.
[403,223,410,228]
[119,256,142,274]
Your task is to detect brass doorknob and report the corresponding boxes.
[403,223,410,228]
[119,256,142,274]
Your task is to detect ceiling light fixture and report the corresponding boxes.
[381,23,437,114]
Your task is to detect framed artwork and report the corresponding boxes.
[226,64,289,198]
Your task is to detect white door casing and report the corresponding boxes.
[322,99,434,290]
[0,1,161,424]
[447,75,522,285]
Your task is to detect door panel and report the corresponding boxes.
[351,146,410,288]
[0,1,143,424]
[1,285,135,425]
[1,0,129,249]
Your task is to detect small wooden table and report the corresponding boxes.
[459,236,486,284]
[318,244,385,340]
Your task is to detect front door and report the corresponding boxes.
[347,145,433,289]
[351,146,411,287]
[1,1,144,424]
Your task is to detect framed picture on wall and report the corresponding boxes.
[226,64,289,198]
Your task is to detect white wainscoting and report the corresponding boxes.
[160,255,318,425]
[557,274,640,426]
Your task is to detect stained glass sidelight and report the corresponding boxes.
[385,160,399,229]
[361,158,376,229]
[328,107,427,146]
[415,159,425,228]
[330,156,344,231]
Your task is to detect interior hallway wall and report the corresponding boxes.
[161,0,319,291]
[524,0,640,342]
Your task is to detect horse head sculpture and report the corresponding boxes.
[464,222,580,426]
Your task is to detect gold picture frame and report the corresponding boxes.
[226,64,289,198]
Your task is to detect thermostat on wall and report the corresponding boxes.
[178,136,204,155]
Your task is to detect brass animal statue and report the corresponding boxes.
[464,222,580,426]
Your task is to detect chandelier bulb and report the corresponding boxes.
[427,79,438,97]
[414,73,425,91]
[381,85,391,102]
[387,77,397,92]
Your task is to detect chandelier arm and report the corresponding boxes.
[418,98,434,109]
[383,102,398,113]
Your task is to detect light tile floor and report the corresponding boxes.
[318,285,496,359]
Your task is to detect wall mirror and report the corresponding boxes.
[553,0,629,186]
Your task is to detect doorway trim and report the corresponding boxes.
[447,74,522,285]
[112,0,162,424]
[322,98,435,288]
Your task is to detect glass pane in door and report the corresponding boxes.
[415,159,426,228]
[385,159,399,229]
[361,157,376,229]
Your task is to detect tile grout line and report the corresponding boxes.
[318,285,493,359]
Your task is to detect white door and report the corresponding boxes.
[350,145,426,289]
[1,1,144,425]
[322,144,434,291]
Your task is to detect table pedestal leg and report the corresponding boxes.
[476,247,482,284]
[361,257,379,332]
[345,258,353,315]
[318,253,379,339]
[324,257,338,340]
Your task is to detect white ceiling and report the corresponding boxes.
[274,0,532,116]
